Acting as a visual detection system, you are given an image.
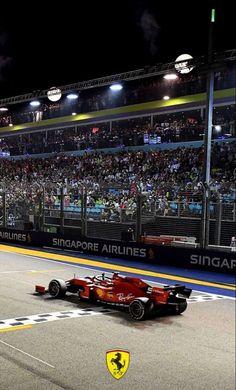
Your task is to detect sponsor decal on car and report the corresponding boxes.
[96,289,104,298]
[116,293,135,302]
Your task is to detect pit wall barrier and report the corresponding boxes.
[0,228,235,275]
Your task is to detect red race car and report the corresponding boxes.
[35,272,192,320]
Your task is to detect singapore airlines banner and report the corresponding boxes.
[0,228,235,274]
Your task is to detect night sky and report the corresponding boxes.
[0,0,235,98]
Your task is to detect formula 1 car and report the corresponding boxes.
[35,272,192,320]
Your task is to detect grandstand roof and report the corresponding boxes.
[0,49,235,107]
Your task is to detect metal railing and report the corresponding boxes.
[0,186,235,247]
[153,200,235,221]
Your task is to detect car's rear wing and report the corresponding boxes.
[164,285,192,298]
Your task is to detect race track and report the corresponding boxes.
[0,246,235,390]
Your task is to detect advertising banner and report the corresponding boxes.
[0,228,235,274]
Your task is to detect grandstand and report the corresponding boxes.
[0,49,235,249]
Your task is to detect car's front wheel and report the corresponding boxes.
[48,279,67,298]
[129,298,153,320]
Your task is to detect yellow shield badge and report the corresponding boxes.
[106,350,130,380]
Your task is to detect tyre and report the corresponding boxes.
[173,301,187,315]
[153,305,165,317]
[48,279,67,298]
[129,298,153,320]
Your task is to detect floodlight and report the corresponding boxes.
[109,84,123,91]
[47,87,62,102]
[163,74,178,80]
[67,94,78,100]
[30,101,41,107]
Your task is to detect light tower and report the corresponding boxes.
[201,8,216,248]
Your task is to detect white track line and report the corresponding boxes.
[0,270,34,274]
[0,339,55,368]
[0,269,64,274]
[1,250,235,300]
[0,275,35,286]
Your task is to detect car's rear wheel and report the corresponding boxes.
[129,298,153,320]
[172,301,187,314]
[48,279,67,298]
[153,305,165,316]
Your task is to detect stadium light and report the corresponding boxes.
[175,54,194,74]
[47,87,62,102]
[163,95,170,100]
[30,100,41,107]
[0,107,8,112]
[109,84,123,91]
[163,73,178,80]
[67,93,78,100]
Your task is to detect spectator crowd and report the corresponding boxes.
[0,62,235,225]
[0,105,235,156]
[0,142,235,213]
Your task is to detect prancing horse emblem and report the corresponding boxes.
[106,350,130,379]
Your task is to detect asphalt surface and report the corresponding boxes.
[0,249,235,390]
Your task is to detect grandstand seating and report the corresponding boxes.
[0,58,235,246]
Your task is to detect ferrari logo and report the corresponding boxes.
[96,289,104,298]
[106,350,130,380]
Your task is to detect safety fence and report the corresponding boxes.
[0,185,235,248]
